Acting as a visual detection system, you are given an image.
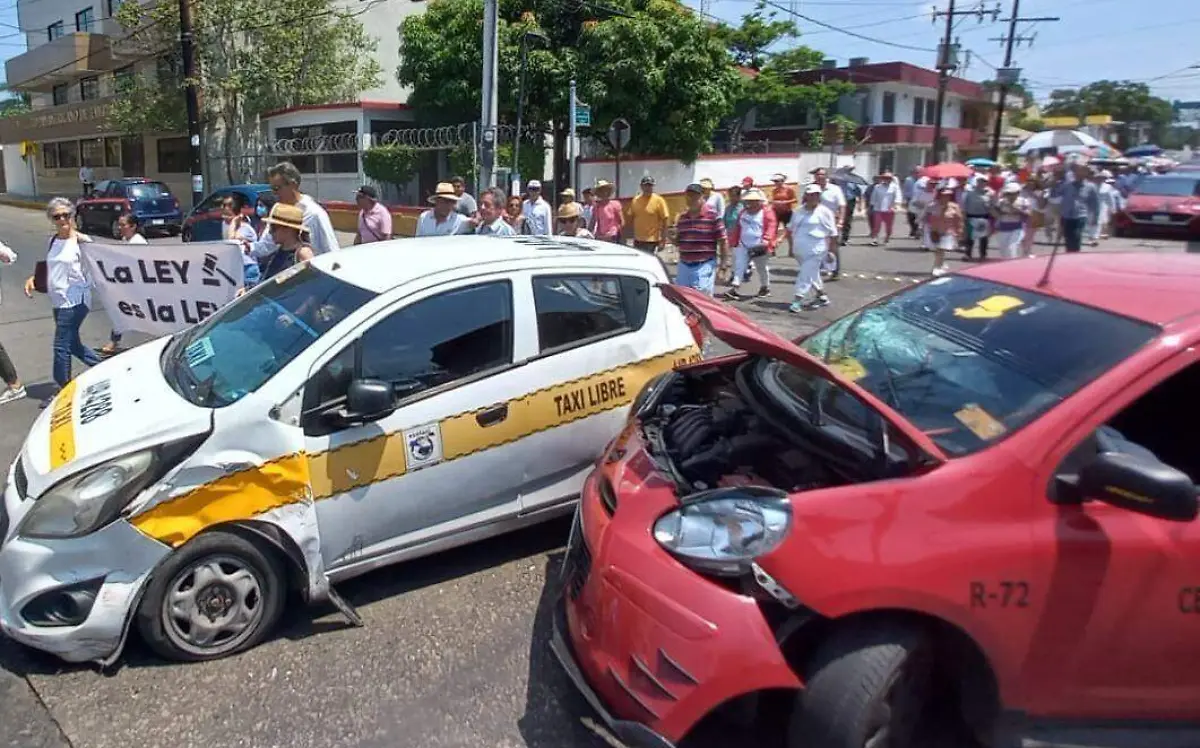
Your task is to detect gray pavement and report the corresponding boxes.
[0,203,1196,748]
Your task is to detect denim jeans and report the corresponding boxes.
[674,258,716,295]
[1061,217,1086,253]
[52,305,101,387]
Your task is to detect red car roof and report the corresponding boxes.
[959,252,1200,327]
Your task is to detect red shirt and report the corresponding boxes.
[988,175,1006,193]
[675,206,725,263]
[771,185,797,216]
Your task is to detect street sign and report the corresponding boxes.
[574,103,591,127]
[607,118,631,150]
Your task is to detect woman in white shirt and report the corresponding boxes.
[0,240,26,405]
[785,184,838,312]
[24,197,102,391]
[99,212,148,356]
[867,172,902,245]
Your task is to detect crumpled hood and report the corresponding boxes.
[19,336,212,499]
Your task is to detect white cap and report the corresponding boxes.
[1002,182,1021,194]
[803,183,822,195]
[527,179,542,189]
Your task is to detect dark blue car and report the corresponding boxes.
[76,178,184,238]
[182,184,276,242]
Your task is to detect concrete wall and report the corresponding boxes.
[3,145,36,195]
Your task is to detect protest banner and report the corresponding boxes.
[82,240,244,337]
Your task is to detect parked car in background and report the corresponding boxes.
[75,179,183,238]
[1114,173,1200,238]
[182,184,275,243]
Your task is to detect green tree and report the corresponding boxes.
[363,144,420,192]
[114,0,382,182]
[397,0,741,163]
[1042,80,1174,146]
[0,89,31,119]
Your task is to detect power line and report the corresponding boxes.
[759,0,936,52]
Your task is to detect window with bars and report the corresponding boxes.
[52,84,69,106]
[80,76,100,101]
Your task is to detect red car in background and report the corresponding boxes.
[1114,173,1200,238]
[554,254,1200,748]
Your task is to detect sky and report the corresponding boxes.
[687,0,1200,106]
[0,0,22,89]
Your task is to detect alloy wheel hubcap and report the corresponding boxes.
[163,555,265,654]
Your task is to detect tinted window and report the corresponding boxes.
[128,182,173,200]
[532,274,649,353]
[357,282,513,399]
[1133,176,1200,197]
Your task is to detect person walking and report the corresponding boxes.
[451,176,477,217]
[416,182,472,236]
[475,188,516,236]
[504,195,527,234]
[247,162,340,262]
[589,180,624,243]
[723,188,776,301]
[961,175,994,261]
[769,173,796,258]
[785,184,837,312]
[98,212,149,357]
[810,168,846,279]
[838,166,862,246]
[909,178,937,250]
[1053,164,1100,253]
[868,172,901,246]
[925,185,963,276]
[672,182,726,297]
[557,203,595,238]
[990,182,1030,260]
[23,198,102,395]
[902,167,921,238]
[700,178,725,218]
[580,187,595,227]
[521,180,554,236]
[0,239,26,405]
[559,188,584,220]
[1092,171,1119,243]
[629,175,670,254]
[723,185,743,235]
[78,164,95,198]
[260,203,316,279]
[353,185,393,244]
[221,193,263,294]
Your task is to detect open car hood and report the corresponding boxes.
[659,284,947,464]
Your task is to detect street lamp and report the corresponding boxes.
[513,29,549,195]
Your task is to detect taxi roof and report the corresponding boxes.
[959,252,1200,327]
[309,235,657,293]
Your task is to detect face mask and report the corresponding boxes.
[256,203,268,218]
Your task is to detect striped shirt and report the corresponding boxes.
[675,206,725,263]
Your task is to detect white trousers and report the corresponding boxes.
[793,251,825,299]
[992,229,1023,259]
[732,245,770,289]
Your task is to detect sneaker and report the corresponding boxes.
[756,286,771,298]
[721,289,746,301]
[805,295,831,310]
[869,238,879,247]
[931,265,950,277]
[0,385,26,405]
[788,299,806,313]
[828,271,841,282]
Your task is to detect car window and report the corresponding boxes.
[1133,177,1200,197]
[128,182,173,200]
[532,274,649,353]
[195,192,224,213]
[102,181,122,198]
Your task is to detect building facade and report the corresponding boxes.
[742,59,993,175]
[0,0,191,200]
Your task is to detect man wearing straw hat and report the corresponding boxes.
[417,182,472,236]
[589,180,624,243]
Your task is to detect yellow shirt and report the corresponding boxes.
[629,193,670,243]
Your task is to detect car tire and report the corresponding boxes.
[1113,224,1128,238]
[136,530,287,662]
[788,620,942,748]
[181,227,192,242]
[110,218,122,239]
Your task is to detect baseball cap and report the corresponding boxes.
[355,185,378,200]
[528,179,542,189]
[741,176,754,188]
[803,183,822,195]
[684,182,704,194]
[640,175,655,185]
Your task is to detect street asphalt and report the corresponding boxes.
[0,202,1196,748]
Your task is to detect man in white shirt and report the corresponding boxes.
[247,162,340,259]
[810,168,846,279]
[521,180,554,236]
[416,182,471,236]
[867,172,902,245]
[474,188,515,236]
[79,165,95,197]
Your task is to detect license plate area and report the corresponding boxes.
[151,219,166,225]
[1152,214,1171,223]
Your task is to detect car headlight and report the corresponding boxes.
[19,450,157,539]
[652,487,792,576]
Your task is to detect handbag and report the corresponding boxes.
[748,243,768,259]
[33,261,48,293]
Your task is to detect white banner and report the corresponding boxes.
[82,240,245,337]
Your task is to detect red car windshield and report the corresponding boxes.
[128,182,173,200]
[1133,176,1200,197]
[796,276,1158,456]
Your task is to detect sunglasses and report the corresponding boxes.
[52,213,71,221]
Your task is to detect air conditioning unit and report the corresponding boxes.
[821,59,837,69]
[848,57,869,67]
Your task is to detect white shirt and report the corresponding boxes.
[249,194,340,259]
[47,235,91,309]
[522,198,553,236]
[869,181,901,212]
[477,216,515,236]
[787,205,838,257]
[415,209,470,237]
[79,166,94,184]
[818,183,846,217]
[704,192,726,218]
[122,233,148,245]
[735,209,767,249]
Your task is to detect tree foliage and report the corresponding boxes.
[114,0,382,180]
[1042,80,1174,145]
[363,144,420,190]
[397,0,741,162]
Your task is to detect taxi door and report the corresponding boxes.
[299,274,541,570]
[1022,341,1200,719]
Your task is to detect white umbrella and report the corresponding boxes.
[1015,129,1103,155]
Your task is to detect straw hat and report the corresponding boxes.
[560,187,576,198]
[742,188,768,202]
[557,203,583,220]
[594,180,614,193]
[428,182,458,204]
[699,178,714,189]
[263,203,307,233]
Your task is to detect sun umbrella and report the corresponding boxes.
[922,162,973,180]
[1014,129,1102,155]
[1040,155,1061,168]
[1125,144,1163,157]
[965,157,996,168]
[830,166,870,187]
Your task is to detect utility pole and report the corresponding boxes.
[569,80,577,191]
[988,3,1059,160]
[178,0,203,208]
[479,0,499,189]
[930,2,1001,164]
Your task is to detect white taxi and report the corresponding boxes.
[0,235,701,663]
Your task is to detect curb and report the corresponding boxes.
[0,196,45,211]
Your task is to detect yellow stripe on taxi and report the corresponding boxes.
[48,380,78,469]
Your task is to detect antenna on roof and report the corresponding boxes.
[1036,229,1062,288]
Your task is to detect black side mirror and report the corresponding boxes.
[344,379,395,423]
[1079,451,1198,522]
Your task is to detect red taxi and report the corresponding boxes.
[1113,173,1200,238]
[553,253,1200,747]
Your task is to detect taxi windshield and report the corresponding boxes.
[163,264,377,407]
[797,276,1157,456]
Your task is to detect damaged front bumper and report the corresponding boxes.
[0,473,170,664]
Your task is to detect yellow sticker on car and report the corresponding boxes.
[954,403,1007,441]
[48,380,78,469]
[952,294,1024,319]
[829,356,867,381]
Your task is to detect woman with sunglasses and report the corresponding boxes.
[23,197,101,394]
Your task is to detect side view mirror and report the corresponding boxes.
[1079,451,1198,522]
[344,379,395,423]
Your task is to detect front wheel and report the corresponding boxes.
[136,531,286,662]
[788,621,946,748]
[109,218,122,239]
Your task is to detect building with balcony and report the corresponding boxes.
[0,0,192,200]
[741,59,993,175]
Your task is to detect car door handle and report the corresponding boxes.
[476,403,508,427]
